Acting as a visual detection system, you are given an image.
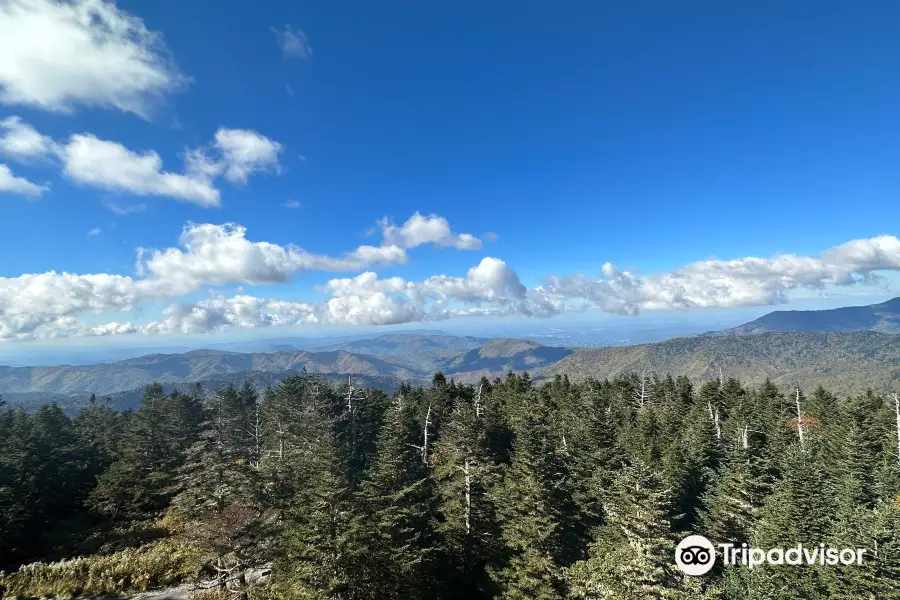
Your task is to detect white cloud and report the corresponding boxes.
[0,115,59,160]
[283,199,302,209]
[0,213,479,340]
[272,25,311,60]
[212,128,283,184]
[0,220,385,340]
[134,258,541,334]
[423,257,527,303]
[103,200,147,215]
[61,134,221,207]
[0,163,49,197]
[87,227,102,237]
[141,295,280,335]
[0,0,187,117]
[1,119,285,206]
[539,235,900,315]
[347,244,408,266]
[4,218,898,342]
[87,321,137,337]
[0,217,505,340]
[379,212,483,250]
[0,271,144,340]
[136,223,409,296]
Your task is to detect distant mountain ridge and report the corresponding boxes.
[0,348,421,396]
[444,339,573,379]
[710,297,900,336]
[3,370,411,414]
[3,326,899,409]
[545,330,900,396]
[0,334,564,398]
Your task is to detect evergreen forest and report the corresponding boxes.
[2,371,900,599]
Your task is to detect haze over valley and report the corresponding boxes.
[5,297,899,410]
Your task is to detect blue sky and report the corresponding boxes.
[1,0,899,346]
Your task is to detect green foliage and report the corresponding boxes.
[566,463,688,600]
[350,398,447,600]
[547,331,900,396]
[3,371,900,600]
[0,539,201,599]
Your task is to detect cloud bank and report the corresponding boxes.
[0,218,897,342]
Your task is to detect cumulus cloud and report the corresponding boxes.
[0,0,188,117]
[379,212,483,250]
[0,163,49,197]
[0,271,144,340]
[272,25,312,60]
[0,116,59,160]
[3,223,899,342]
[136,223,409,296]
[0,214,481,344]
[87,321,137,337]
[212,128,283,184]
[539,235,900,315]
[0,221,393,340]
[61,134,221,206]
[87,227,102,237]
[133,257,546,335]
[141,296,283,335]
[3,118,285,206]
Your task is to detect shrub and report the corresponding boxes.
[0,539,202,599]
[191,589,231,600]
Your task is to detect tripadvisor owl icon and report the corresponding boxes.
[675,535,716,576]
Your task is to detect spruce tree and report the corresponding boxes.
[701,443,769,546]
[566,462,689,600]
[88,384,202,520]
[752,445,835,599]
[275,378,359,600]
[433,397,502,599]
[490,400,570,600]
[353,396,446,600]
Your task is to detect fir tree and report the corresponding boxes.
[353,397,446,600]
[433,397,502,599]
[275,379,359,600]
[752,445,835,599]
[566,462,689,600]
[490,401,570,600]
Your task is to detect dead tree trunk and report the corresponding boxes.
[739,424,749,450]
[474,383,484,418]
[457,459,472,535]
[893,393,900,466]
[795,387,805,446]
[706,396,722,442]
[248,402,264,471]
[633,370,651,408]
[422,405,432,464]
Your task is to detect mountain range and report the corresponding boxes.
[0,335,571,405]
[709,296,900,335]
[3,297,899,408]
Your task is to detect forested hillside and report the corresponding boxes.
[0,348,420,396]
[6,331,900,413]
[0,335,564,400]
[548,330,900,396]
[712,297,900,335]
[2,369,900,600]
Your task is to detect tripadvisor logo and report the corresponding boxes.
[674,535,868,576]
[675,535,717,576]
